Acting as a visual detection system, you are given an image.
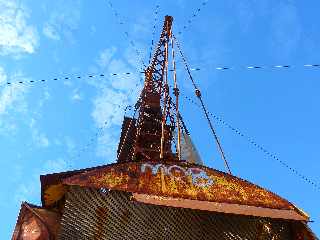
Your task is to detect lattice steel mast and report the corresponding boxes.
[134,15,174,161]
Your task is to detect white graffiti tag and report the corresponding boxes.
[141,163,214,188]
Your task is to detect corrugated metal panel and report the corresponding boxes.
[58,186,293,240]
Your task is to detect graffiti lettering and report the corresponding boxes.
[141,163,214,187]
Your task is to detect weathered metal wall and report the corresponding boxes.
[58,186,293,240]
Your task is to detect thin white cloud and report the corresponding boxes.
[71,88,82,102]
[0,67,29,136]
[29,118,50,148]
[42,0,81,42]
[96,129,119,159]
[270,2,301,59]
[38,88,51,108]
[43,23,60,41]
[64,136,76,154]
[97,47,117,68]
[0,67,29,116]
[0,67,50,148]
[0,0,38,56]
[89,47,143,161]
[91,87,128,128]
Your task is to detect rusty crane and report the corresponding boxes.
[12,16,317,240]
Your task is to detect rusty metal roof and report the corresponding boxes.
[42,161,307,221]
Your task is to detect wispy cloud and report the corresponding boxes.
[71,88,82,102]
[89,47,143,160]
[0,67,51,148]
[97,47,117,68]
[0,0,38,56]
[0,67,29,135]
[29,118,50,148]
[269,2,301,59]
[42,0,81,43]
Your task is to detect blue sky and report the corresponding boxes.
[1,0,320,238]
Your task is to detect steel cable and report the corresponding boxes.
[181,93,320,192]
[173,34,232,174]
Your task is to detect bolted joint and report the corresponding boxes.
[134,101,141,109]
[164,84,169,93]
[173,87,180,96]
[195,88,201,98]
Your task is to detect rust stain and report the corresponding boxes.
[63,161,296,211]
[94,207,108,240]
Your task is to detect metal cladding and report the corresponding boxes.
[59,186,295,240]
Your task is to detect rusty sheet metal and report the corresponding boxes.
[63,161,304,215]
[12,202,61,240]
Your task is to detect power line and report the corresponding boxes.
[188,63,320,71]
[0,72,144,88]
[3,61,320,88]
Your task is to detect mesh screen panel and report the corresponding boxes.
[58,186,293,240]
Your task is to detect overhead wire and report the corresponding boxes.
[0,72,144,88]
[66,84,142,168]
[3,63,320,87]
[3,59,318,190]
[188,63,320,71]
[54,73,143,168]
[9,65,318,191]
[2,4,319,188]
[4,52,318,186]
